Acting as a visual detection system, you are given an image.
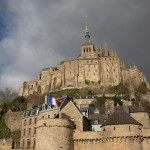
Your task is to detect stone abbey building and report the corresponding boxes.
[18,20,149,96]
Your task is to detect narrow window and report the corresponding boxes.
[42,116,44,119]
[22,140,25,148]
[29,119,32,125]
[33,138,36,148]
[89,47,91,52]
[34,117,37,124]
[28,128,31,135]
[129,126,130,130]
[114,126,115,130]
[24,120,26,126]
[34,127,36,135]
[48,115,50,118]
[84,48,85,52]
[86,48,88,52]
[27,139,31,147]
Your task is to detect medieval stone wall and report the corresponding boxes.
[130,112,150,129]
[5,110,24,132]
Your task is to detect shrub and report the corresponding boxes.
[85,80,91,86]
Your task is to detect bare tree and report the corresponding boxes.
[0,87,17,103]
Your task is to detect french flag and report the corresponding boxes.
[48,96,58,106]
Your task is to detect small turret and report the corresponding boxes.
[115,50,118,57]
[110,48,114,57]
[99,46,103,57]
[104,42,109,56]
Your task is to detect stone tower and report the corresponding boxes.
[36,118,74,150]
[101,106,143,150]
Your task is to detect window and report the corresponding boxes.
[42,116,44,119]
[29,119,32,125]
[34,117,37,124]
[22,140,25,148]
[114,126,115,130]
[48,115,50,118]
[114,69,115,72]
[84,48,85,52]
[86,48,88,52]
[27,139,31,147]
[93,73,95,76]
[87,61,89,63]
[33,138,36,148]
[23,129,26,136]
[89,47,91,52]
[24,120,26,126]
[94,120,99,125]
[34,127,36,135]
[91,60,93,63]
[28,128,31,135]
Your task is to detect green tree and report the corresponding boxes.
[112,95,123,106]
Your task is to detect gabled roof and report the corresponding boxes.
[101,106,142,127]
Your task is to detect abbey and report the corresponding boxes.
[18,19,149,96]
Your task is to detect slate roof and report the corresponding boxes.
[24,96,70,118]
[101,106,142,127]
[129,106,146,113]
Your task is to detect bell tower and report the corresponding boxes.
[81,16,95,58]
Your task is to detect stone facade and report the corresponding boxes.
[18,23,149,96]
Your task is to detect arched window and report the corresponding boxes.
[89,47,91,52]
[86,48,88,52]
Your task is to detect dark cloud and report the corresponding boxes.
[0,0,150,90]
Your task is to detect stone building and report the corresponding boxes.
[18,95,150,150]
[18,20,149,96]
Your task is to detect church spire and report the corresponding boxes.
[84,16,91,45]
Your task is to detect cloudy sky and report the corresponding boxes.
[0,0,150,91]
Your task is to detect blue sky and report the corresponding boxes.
[0,0,150,91]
